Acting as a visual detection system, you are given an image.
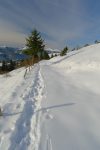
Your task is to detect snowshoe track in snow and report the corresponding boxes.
[8,64,45,150]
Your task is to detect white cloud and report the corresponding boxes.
[0,20,26,46]
[31,0,91,48]
[0,0,99,48]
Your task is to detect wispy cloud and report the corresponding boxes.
[0,0,100,48]
[0,20,26,47]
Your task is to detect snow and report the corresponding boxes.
[39,43,100,150]
[0,43,100,149]
[0,65,44,150]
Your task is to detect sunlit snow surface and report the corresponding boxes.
[0,43,100,150]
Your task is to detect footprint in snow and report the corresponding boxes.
[3,127,14,134]
[42,109,54,120]
[45,113,54,120]
[16,104,21,109]
[21,93,27,98]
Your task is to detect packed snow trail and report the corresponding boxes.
[0,64,45,150]
[8,64,44,150]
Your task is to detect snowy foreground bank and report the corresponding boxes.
[1,43,100,150]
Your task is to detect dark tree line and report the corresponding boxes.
[1,60,16,72]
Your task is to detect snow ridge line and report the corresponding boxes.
[8,64,44,150]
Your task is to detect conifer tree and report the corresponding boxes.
[2,61,7,71]
[60,46,68,56]
[43,51,50,59]
[8,60,15,71]
[51,53,54,58]
[25,29,45,58]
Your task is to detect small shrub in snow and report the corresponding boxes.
[60,46,68,56]
[0,107,3,116]
[51,54,54,58]
[84,44,89,47]
[95,40,100,44]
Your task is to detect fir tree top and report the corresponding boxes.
[26,29,45,56]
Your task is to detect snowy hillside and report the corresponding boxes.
[0,43,100,150]
[53,44,100,71]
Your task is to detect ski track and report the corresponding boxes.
[46,135,53,150]
[7,64,45,150]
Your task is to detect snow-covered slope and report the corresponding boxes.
[0,43,100,150]
[53,44,100,71]
[39,43,100,150]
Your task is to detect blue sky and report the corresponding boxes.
[0,0,100,49]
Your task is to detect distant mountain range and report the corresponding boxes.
[0,46,28,61]
[0,46,60,61]
[45,48,60,54]
[21,47,60,53]
[19,47,60,55]
[0,46,18,54]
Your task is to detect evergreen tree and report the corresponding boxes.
[84,44,89,47]
[51,53,54,58]
[43,51,50,59]
[0,107,3,116]
[60,46,68,56]
[25,29,45,58]
[8,60,15,71]
[95,40,100,44]
[1,61,7,71]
